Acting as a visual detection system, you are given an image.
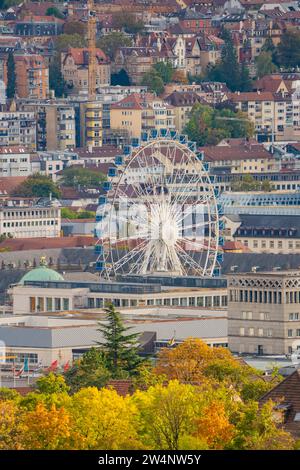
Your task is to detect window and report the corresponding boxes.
[240,327,245,336]
[249,328,254,336]
[294,413,300,422]
[258,328,263,337]
[267,329,273,337]
[288,329,293,337]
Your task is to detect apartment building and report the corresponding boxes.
[0,201,61,239]
[79,100,103,148]
[229,90,300,141]
[14,53,49,99]
[0,111,36,149]
[202,143,278,174]
[0,147,31,177]
[228,271,300,355]
[233,214,300,254]
[114,47,159,84]
[165,91,204,132]
[61,48,110,96]
[110,93,175,140]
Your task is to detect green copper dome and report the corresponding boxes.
[20,257,64,284]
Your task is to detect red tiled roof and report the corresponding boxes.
[106,379,134,396]
[0,176,28,195]
[259,369,300,438]
[229,91,275,102]
[0,236,95,251]
[201,144,272,162]
[111,93,143,111]
[65,47,109,65]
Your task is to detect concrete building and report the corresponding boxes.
[0,309,227,368]
[18,99,77,151]
[228,270,300,355]
[0,111,36,149]
[165,91,204,133]
[0,200,61,239]
[0,147,31,177]
[9,267,228,315]
[233,214,300,254]
[79,100,103,148]
[14,53,49,100]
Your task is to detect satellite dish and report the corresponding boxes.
[291,340,300,368]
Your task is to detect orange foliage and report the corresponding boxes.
[195,401,234,449]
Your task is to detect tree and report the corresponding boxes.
[97,303,142,377]
[275,30,300,69]
[97,32,132,61]
[6,51,16,99]
[230,400,295,450]
[49,57,66,97]
[153,61,174,85]
[64,348,111,394]
[0,400,24,449]
[13,174,61,198]
[255,51,278,79]
[195,401,234,449]
[239,63,252,92]
[66,387,141,449]
[21,403,72,450]
[61,207,95,219]
[46,7,64,19]
[111,69,131,86]
[61,166,106,189]
[64,20,86,36]
[54,34,87,54]
[207,33,241,91]
[134,380,204,450]
[141,70,164,95]
[184,103,254,146]
[35,373,70,395]
[113,11,145,35]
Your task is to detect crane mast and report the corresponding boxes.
[87,0,96,100]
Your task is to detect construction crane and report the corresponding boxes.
[87,0,97,100]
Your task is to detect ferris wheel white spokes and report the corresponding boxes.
[95,135,223,278]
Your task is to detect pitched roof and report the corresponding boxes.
[0,236,95,251]
[165,91,204,106]
[201,144,272,162]
[65,47,109,65]
[229,91,275,102]
[259,369,300,437]
[111,93,143,111]
[0,176,27,195]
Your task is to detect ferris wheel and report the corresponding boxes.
[94,131,224,279]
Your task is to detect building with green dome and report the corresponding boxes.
[19,258,64,285]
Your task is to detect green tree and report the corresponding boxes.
[35,373,70,395]
[13,174,61,198]
[61,166,106,189]
[61,207,95,219]
[207,32,241,91]
[46,7,64,19]
[113,11,145,35]
[97,303,142,377]
[49,57,66,97]
[275,30,300,69]
[64,20,86,36]
[230,401,295,450]
[64,348,111,394]
[239,63,252,92]
[111,69,131,86]
[255,51,278,79]
[141,70,164,95]
[97,32,132,60]
[184,103,253,146]
[6,51,16,99]
[153,61,174,85]
[54,34,87,54]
